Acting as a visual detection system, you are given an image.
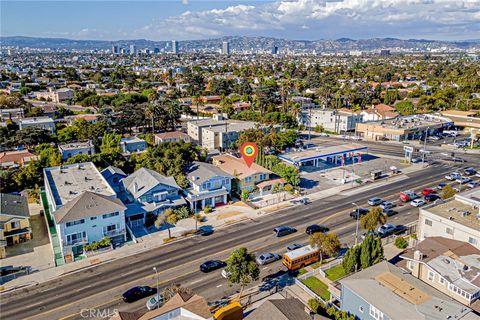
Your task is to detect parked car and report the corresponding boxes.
[273,226,297,237]
[393,225,408,235]
[221,269,231,279]
[379,201,395,210]
[445,172,461,181]
[318,133,330,137]
[411,158,422,164]
[305,224,329,235]
[467,181,480,189]
[436,182,447,190]
[256,253,281,265]
[287,243,304,251]
[451,157,467,162]
[382,209,398,217]
[411,199,426,207]
[122,286,157,303]
[400,191,419,202]
[368,197,384,206]
[476,172,480,178]
[424,193,440,202]
[377,224,396,237]
[428,136,441,141]
[146,294,164,310]
[350,208,370,219]
[200,260,226,273]
[464,168,477,176]
[456,177,471,184]
[421,188,436,196]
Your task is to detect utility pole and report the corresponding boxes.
[352,202,360,247]
[422,127,428,167]
[194,196,198,231]
[308,101,312,141]
[153,267,159,309]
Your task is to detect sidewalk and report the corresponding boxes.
[1,167,420,292]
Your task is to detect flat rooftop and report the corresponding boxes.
[20,117,54,124]
[423,197,480,232]
[58,141,93,151]
[44,162,115,207]
[203,121,256,133]
[364,114,452,130]
[279,143,367,164]
[121,136,145,143]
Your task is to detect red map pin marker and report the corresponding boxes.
[240,142,258,168]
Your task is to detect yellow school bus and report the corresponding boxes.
[282,245,320,270]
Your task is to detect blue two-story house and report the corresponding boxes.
[120,136,147,155]
[184,161,233,212]
[121,168,186,227]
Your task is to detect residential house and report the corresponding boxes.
[19,117,55,133]
[101,166,127,194]
[245,298,312,320]
[417,188,479,249]
[0,150,37,168]
[0,193,32,258]
[298,108,363,134]
[1,108,24,122]
[184,161,232,211]
[338,261,476,320]
[120,136,147,155]
[58,140,95,161]
[154,131,192,145]
[109,292,212,320]
[360,104,399,122]
[399,237,480,311]
[212,154,284,195]
[121,168,186,227]
[44,162,127,263]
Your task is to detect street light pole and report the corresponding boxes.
[153,267,159,309]
[422,127,428,167]
[352,202,360,247]
[194,196,198,231]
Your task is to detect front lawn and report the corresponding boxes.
[324,265,347,281]
[301,277,330,301]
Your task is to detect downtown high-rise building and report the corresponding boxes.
[130,44,137,55]
[172,40,179,54]
[111,45,119,54]
[222,41,230,55]
[272,46,279,55]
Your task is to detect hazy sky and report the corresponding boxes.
[2,0,479,41]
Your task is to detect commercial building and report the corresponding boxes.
[129,44,137,55]
[417,189,479,249]
[440,110,480,129]
[44,162,126,263]
[58,140,95,161]
[0,193,32,258]
[399,237,480,310]
[278,143,367,169]
[356,114,453,141]
[222,41,230,55]
[187,114,257,151]
[298,108,363,134]
[19,117,55,133]
[338,261,476,320]
[172,40,178,54]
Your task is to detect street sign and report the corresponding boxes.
[403,146,413,152]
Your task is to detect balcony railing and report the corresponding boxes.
[63,238,88,247]
[103,229,125,238]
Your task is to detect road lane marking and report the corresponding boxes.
[21,172,450,320]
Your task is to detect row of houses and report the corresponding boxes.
[42,153,285,263]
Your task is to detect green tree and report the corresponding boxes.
[395,100,415,116]
[360,234,384,269]
[241,189,250,201]
[360,207,386,231]
[441,185,456,199]
[100,132,121,153]
[225,247,260,297]
[309,232,341,265]
[342,245,360,274]
[15,127,52,148]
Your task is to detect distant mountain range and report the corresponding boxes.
[2,36,479,51]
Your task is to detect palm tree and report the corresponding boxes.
[145,103,159,133]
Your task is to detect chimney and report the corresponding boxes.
[133,182,138,193]
[413,250,423,261]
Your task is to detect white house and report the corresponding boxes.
[19,117,55,133]
[43,162,126,263]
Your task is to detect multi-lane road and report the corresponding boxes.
[2,148,478,320]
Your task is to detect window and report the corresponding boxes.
[66,219,85,227]
[446,227,453,235]
[66,231,86,245]
[10,221,20,229]
[424,219,432,226]
[468,237,477,245]
[407,260,414,270]
[245,177,252,183]
[102,212,119,219]
[359,306,364,313]
[369,305,383,320]
[427,270,435,282]
[90,217,97,221]
[439,276,445,284]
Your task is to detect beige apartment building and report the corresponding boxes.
[417,188,479,249]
